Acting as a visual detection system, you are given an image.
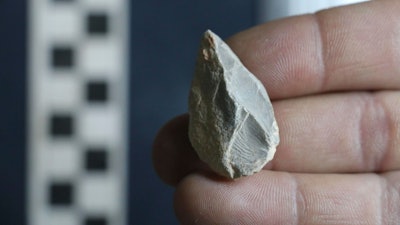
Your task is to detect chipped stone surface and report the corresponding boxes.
[188,30,279,179]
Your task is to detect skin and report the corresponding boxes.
[153,0,400,224]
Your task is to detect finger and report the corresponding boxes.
[153,0,400,184]
[268,90,400,173]
[226,0,400,100]
[152,115,208,186]
[174,170,400,225]
[153,91,400,184]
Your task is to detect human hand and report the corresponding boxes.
[153,1,400,224]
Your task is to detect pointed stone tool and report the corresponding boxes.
[188,30,280,179]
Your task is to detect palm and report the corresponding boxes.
[153,1,400,224]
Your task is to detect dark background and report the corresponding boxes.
[0,0,255,224]
[132,1,255,224]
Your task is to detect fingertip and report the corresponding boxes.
[173,171,298,225]
[152,114,205,186]
[174,172,233,225]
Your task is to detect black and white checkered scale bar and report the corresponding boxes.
[28,0,129,224]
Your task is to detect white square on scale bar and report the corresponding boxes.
[78,107,123,143]
[78,176,122,212]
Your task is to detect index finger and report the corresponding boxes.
[227,0,400,100]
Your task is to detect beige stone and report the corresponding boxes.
[188,30,279,179]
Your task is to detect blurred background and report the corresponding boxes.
[133,1,256,224]
[0,0,367,225]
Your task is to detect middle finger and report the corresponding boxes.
[268,90,400,173]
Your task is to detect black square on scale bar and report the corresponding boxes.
[48,182,74,206]
[86,81,108,103]
[87,13,109,35]
[51,46,74,69]
[85,147,108,172]
[84,216,108,225]
[52,0,75,2]
[49,113,74,137]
